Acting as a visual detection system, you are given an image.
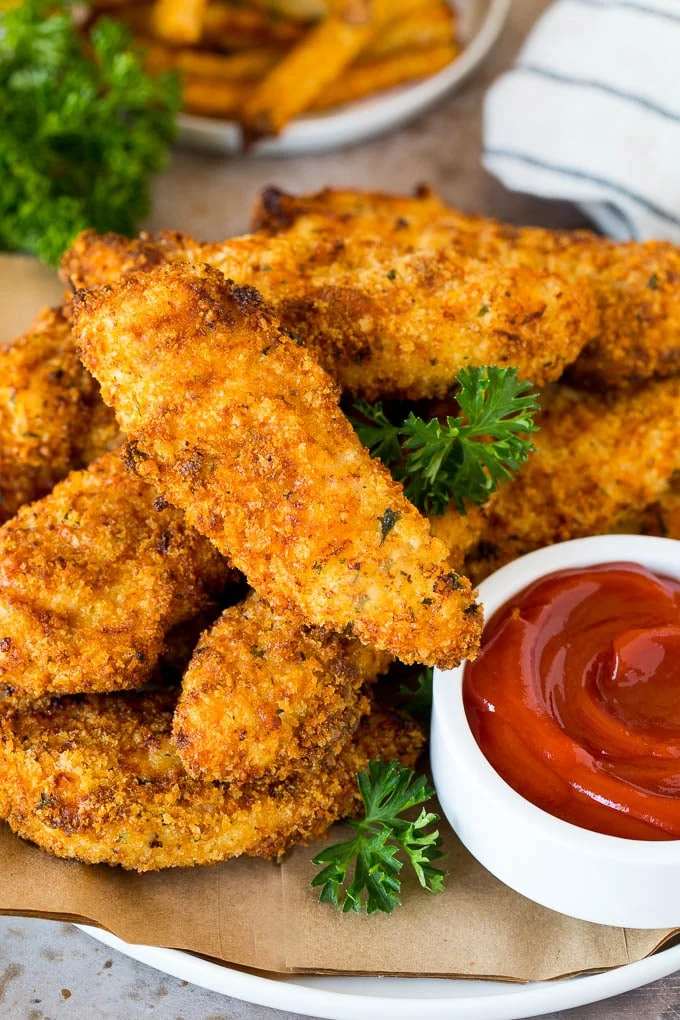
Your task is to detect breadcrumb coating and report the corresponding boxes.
[444,380,680,582]
[250,184,451,234]
[0,691,424,870]
[173,592,392,783]
[65,189,680,394]
[73,263,481,668]
[428,502,488,572]
[0,452,234,698]
[0,307,118,521]
[251,186,680,390]
[62,218,596,399]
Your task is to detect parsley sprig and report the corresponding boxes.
[0,0,180,264]
[351,366,540,515]
[399,667,434,719]
[311,760,445,914]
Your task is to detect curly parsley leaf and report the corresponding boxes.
[398,666,433,719]
[352,400,403,467]
[311,759,445,914]
[0,0,180,264]
[350,366,540,515]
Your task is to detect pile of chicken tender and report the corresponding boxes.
[0,186,678,872]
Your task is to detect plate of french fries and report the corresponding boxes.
[88,0,510,154]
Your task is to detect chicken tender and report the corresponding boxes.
[0,691,424,870]
[0,308,119,521]
[437,379,680,583]
[63,223,597,399]
[250,183,451,234]
[74,263,481,668]
[0,452,234,698]
[427,502,488,572]
[444,217,680,389]
[251,186,680,390]
[173,592,392,783]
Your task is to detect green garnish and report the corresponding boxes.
[311,760,445,915]
[377,507,401,544]
[0,0,180,264]
[399,667,433,719]
[351,366,540,514]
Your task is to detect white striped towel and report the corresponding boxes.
[483,0,680,242]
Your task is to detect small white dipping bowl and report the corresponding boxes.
[431,534,680,929]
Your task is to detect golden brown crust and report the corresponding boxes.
[62,218,597,399]
[0,452,234,698]
[563,242,680,387]
[445,218,680,388]
[173,592,392,783]
[66,192,680,396]
[248,186,680,390]
[61,229,199,298]
[0,691,424,870]
[0,308,119,521]
[250,184,450,233]
[74,263,481,668]
[428,501,488,571]
[449,380,680,582]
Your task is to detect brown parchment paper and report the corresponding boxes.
[0,816,674,981]
[0,257,676,982]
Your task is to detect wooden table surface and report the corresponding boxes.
[6,0,679,1017]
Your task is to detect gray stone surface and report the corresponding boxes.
[2,0,678,1016]
[0,917,679,1019]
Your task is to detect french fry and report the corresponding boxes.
[202,2,305,47]
[310,40,457,110]
[93,0,459,124]
[142,38,281,80]
[111,2,303,50]
[371,0,445,22]
[181,75,249,116]
[151,0,208,43]
[240,15,374,136]
[247,0,327,21]
[362,3,454,61]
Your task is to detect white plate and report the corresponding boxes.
[177,0,510,156]
[79,925,680,1020]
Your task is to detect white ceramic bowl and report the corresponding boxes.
[431,534,680,929]
[178,0,510,156]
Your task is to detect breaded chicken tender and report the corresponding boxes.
[74,263,481,668]
[0,691,424,870]
[250,184,451,234]
[62,220,596,399]
[435,379,680,583]
[0,308,119,521]
[0,452,234,698]
[252,186,680,390]
[427,502,488,573]
[442,217,680,390]
[173,592,392,783]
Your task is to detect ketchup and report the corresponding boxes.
[463,563,680,840]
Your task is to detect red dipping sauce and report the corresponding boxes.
[463,563,680,840]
